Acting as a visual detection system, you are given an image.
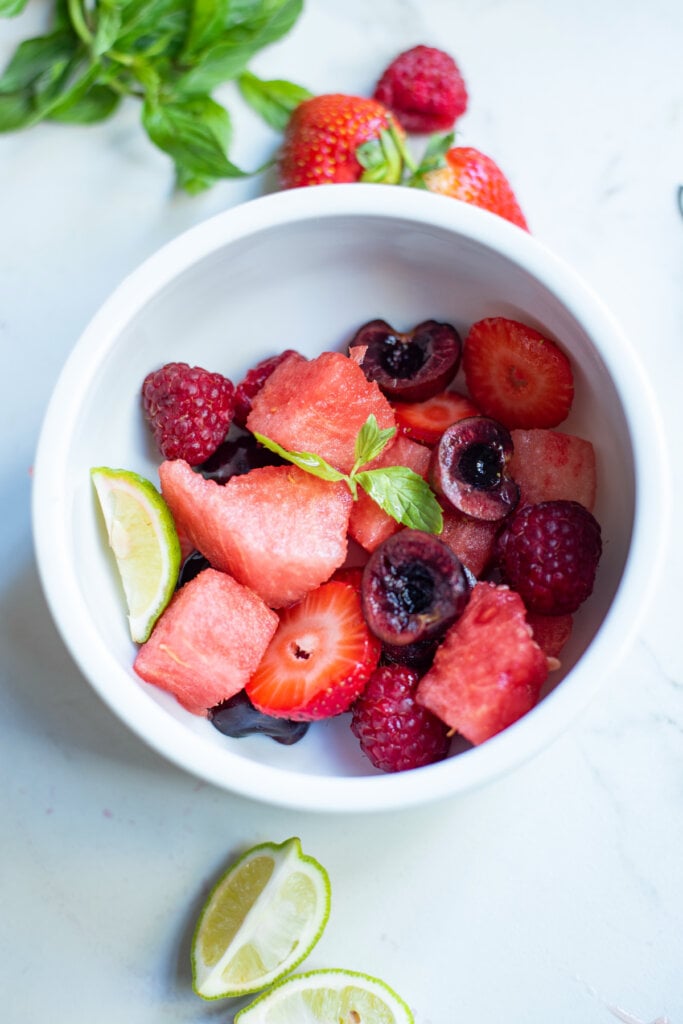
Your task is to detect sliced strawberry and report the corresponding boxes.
[392,389,480,445]
[463,317,574,429]
[416,581,548,744]
[246,582,381,721]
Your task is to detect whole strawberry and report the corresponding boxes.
[418,145,529,230]
[350,665,451,773]
[278,93,404,188]
[142,362,235,465]
[373,44,468,133]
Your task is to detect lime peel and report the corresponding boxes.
[234,967,415,1023]
[90,466,181,643]
[192,837,331,1001]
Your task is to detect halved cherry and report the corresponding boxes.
[351,318,462,401]
[429,416,519,522]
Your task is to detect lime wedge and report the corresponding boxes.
[235,967,414,1023]
[192,837,331,1001]
[90,467,181,644]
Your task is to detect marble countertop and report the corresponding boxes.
[1,1,682,1021]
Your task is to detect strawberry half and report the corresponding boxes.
[246,582,381,721]
[463,317,574,429]
[420,145,529,230]
[392,389,480,445]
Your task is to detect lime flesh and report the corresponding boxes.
[91,467,181,643]
[192,837,331,1000]
[234,968,414,1024]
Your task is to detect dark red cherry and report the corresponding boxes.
[195,427,285,484]
[209,691,309,745]
[361,529,470,646]
[351,318,462,401]
[430,416,519,521]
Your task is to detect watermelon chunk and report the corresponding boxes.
[159,460,352,608]
[246,350,395,473]
[348,435,431,552]
[509,429,597,511]
[439,506,500,578]
[416,582,548,744]
[134,568,278,715]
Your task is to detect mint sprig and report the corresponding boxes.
[255,415,444,534]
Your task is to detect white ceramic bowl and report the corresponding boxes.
[32,185,668,812]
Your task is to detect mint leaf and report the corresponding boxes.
[253,433,348,484]
[353,414,396,470]
[355,467,444,534]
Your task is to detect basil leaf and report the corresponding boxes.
[355,467,444,533]
[175,0,303,94]
[114,0,191,58]
[253,433,348,484]
[92,0,124,56]
[0,0,30,15]
[237,70,310,131]
[353,414,396,469]
[0,91,35,131]
[49,81,120,124]
[0,32,77,94]
[181,0,231,61]
[142,95,253,181]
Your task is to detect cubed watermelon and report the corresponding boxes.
[134,568,278,715]
[509,429,596,510]
[159,459,352,608]
[416,582,548,744]
[439,506,500,578]
[246,350,395,473]
[348,435,431,551]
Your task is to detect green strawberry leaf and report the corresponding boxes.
[353,414,396,470]
[238,70,311,131]
[409,130,455,187]
[355,467,444,534]
[358,127,403,185]
[253,433,348,484]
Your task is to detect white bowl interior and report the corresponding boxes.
[33,186,664,811]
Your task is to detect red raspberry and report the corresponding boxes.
[373,45,468,134]
[234,349,299,427]
[496,500,602,615]
[350,665,450,772]
[142,362,235,465]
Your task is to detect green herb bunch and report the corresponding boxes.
[0,0,311,191]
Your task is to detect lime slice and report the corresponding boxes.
[234,967,414,1023]
[192,837,331,1000]
[90,467,181,644]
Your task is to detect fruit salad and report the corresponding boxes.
[94,315,602,773]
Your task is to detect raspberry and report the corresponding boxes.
[233,349,298,428]
[350,665,450,772]
[495,500,602,615]
[142,362,235,465]
[373,45,468,134]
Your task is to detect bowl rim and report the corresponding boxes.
[31,184,670,812]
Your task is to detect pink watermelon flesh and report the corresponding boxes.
[509,429,597,511]
[246,350,396,473]
[439,506,500,578]
[417,582,548,744]
[159,460,352,608]
[134,567,278,715]
[348,435,431,551]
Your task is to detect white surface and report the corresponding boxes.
[31,184,667,810]
[1,0,681,1021]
